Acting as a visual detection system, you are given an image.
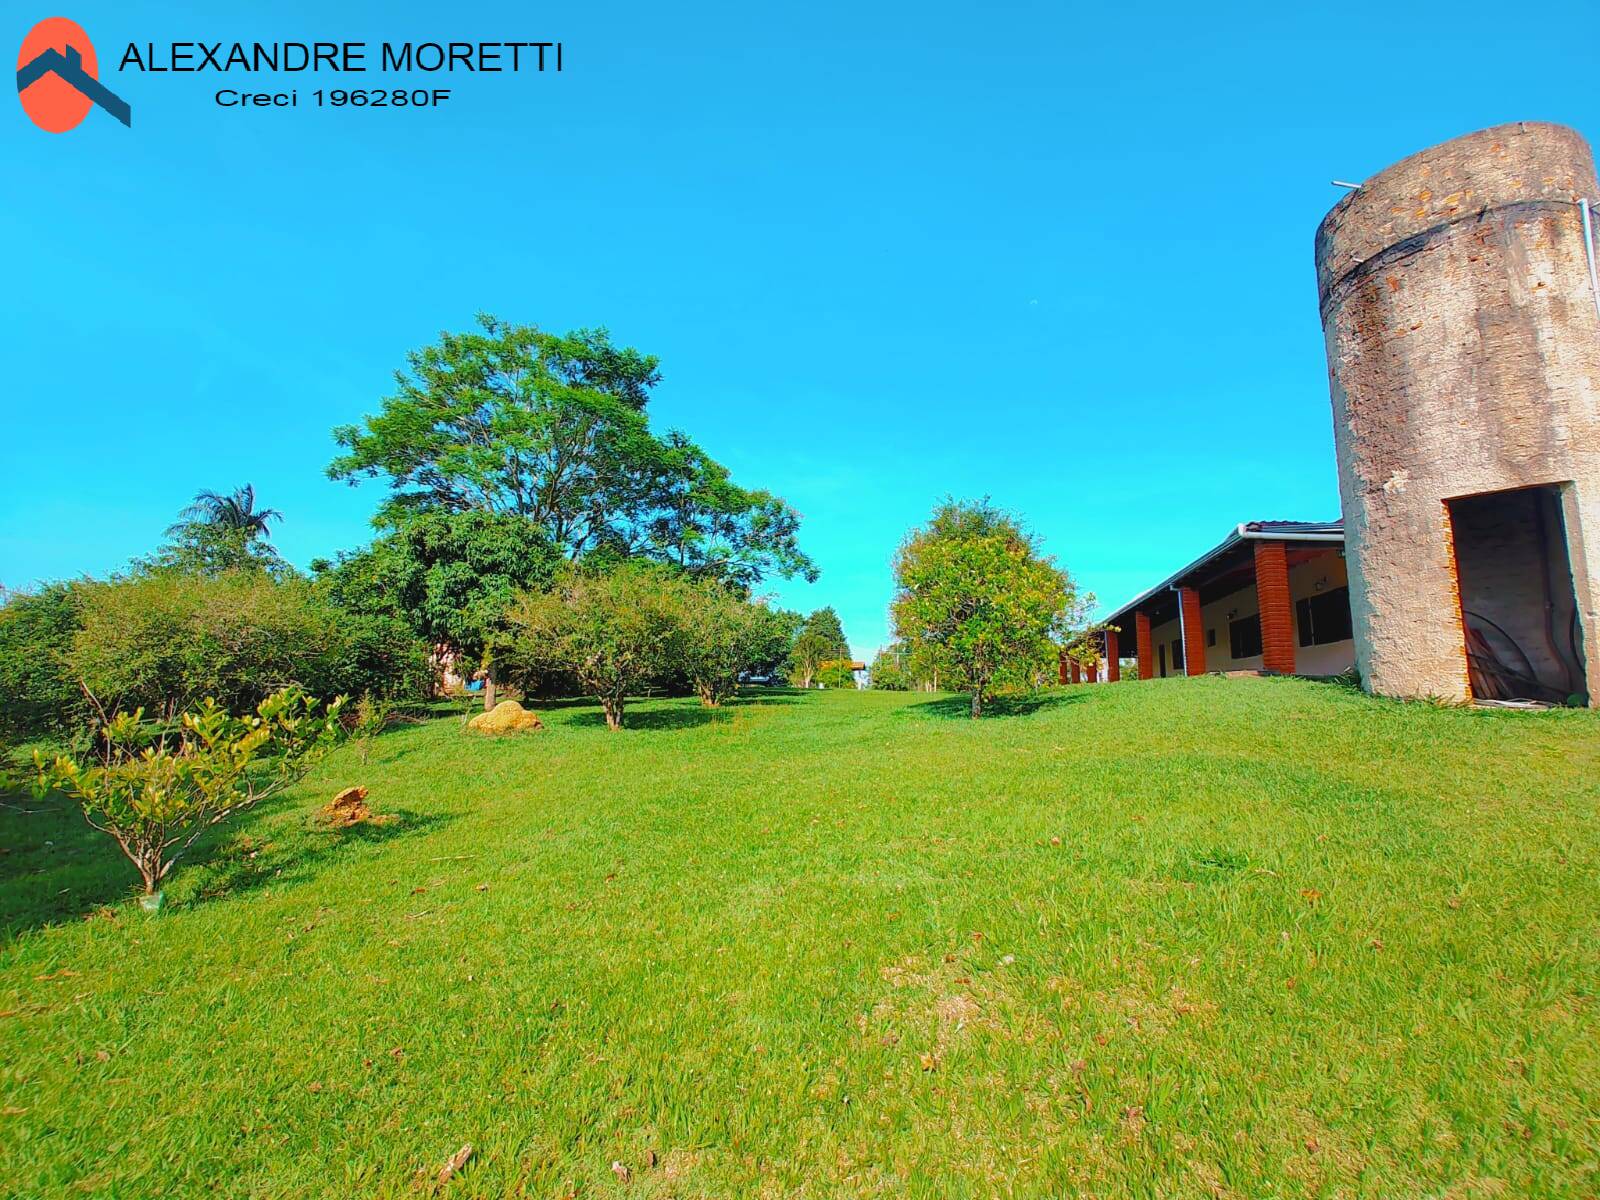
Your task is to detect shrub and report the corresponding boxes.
[0,582,84,742]
[676,581,776,707]
[34,687,345,897]
[66,572,427,721]
[506,564,683,730]
[0,584,84,742]
[816,660,858,689]
[352,692,396,765]
[868,642,940,691]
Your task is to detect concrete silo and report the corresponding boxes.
[1316,122,1600,705]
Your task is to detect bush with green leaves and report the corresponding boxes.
[34,688,345,897]
[816,660,858,689]
[674,581,783,707]
[868,641,940,691]
[316,509,563,706]
[0,583,83,742]
[506,564,685,730]
[786,608,850,688]
[891,499,1082,717]
[66,572,427,721]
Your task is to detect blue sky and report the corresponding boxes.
[4,1,1596,658]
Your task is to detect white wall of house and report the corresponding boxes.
[1143,547,1354,677]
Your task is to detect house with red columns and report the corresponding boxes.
[1067,521,1354,684]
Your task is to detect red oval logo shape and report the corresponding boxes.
[18,17,98,133]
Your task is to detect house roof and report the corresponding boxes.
[1102,520,1344,628]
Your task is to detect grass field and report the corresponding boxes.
[3,678,1598,1198]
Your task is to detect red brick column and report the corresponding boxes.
[1135,611,1153,679]
[1253,540,1297,675]
[1069,659,1081,684]
[1105,629,1120,682]
[1179,586,1206,675]
[1058,651,1068,685]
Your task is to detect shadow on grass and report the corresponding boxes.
[0,791,452,939]
[904,691,1087,721]
[185,808,453,907]
[568,706,720,732]
[545,689,806,732]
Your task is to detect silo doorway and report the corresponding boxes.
[1447,484,1587,705]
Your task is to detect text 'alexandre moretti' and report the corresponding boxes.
[117,41,563,74]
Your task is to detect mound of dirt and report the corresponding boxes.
[466,700,545,735]
[319,786,373,827]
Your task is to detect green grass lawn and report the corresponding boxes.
[3,678,1598,1198]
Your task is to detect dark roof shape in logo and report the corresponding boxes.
[17,43,130,127]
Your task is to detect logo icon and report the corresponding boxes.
[17,17,130,131]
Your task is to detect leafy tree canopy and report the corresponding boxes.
[328,315,815,588]
[316,509,562,669]
[505,562,685,731]
[148,485,288,578]
[170,485,282,538]
[891,499,1081,717]
[787,606,851,688]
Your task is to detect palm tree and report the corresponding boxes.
[168,485,283,540]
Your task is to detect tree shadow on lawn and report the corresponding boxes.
[568,705,730,732]
[0,790,452,939]
[904,691,1087,721]
[551,690,804,732]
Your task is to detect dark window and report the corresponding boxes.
[1206,628,1217,647]
[1229,614,1263,659]
[1171,639,1183,672]
[1297,586,1353,647]
[1158,643,1167,677]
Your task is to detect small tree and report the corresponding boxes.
[352,692,394,765]
[34,688,345,898]
[787,607,850,688]
[676,582,771,707]
[506,564,682,730]
[891,500,1077,718]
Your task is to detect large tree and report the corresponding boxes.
[613,432,816,590]
[328,315,814,586]
[890,499,1079,717]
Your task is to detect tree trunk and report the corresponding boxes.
[483,666,497,712]
[969,690,982,719]
[137,851,161,896]
[602,696,624,731]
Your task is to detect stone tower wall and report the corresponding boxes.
[1316,122,1600,703]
